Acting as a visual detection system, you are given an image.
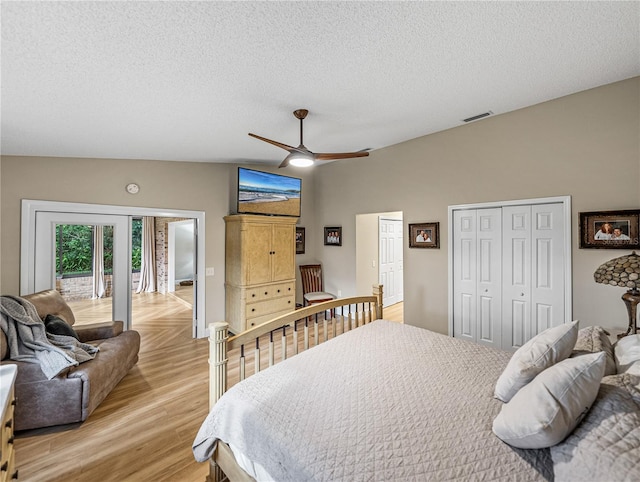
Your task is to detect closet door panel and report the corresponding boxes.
[531,203,565,334]
[476,208,501,349]
[453,210,476,342]
[502,206,531,349]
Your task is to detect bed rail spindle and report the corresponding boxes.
[304,320,309,351]
[314,315,319,346]
[281,326,287,362]
[239,344,246,382]
[293,321,299,355]
[255,338,260,374]
[323,317,328,342]
[209,322,229,409]
[269,331,274,367]
[331,315,336,339]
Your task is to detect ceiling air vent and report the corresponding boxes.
[462,111,493,123]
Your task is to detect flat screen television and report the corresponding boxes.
[237,167,302,217]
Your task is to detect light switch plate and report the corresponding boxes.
[205,267,215,276]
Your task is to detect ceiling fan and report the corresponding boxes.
[249,109,370,168]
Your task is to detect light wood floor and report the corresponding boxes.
[15,295,403,481]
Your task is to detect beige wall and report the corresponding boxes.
[314,77,640,336]
[1,77,638,338]
[0,157,315,327]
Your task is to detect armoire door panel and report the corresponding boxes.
[272,224,295,282]
[245,224,273,285]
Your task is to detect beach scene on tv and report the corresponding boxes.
[238,168,301,217]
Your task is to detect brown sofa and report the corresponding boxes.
[0,289,140,431]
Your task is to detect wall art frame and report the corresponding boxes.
[579,209,640,249]
[324,226,342,246]
[409,222,440,248]
[295,227,305,254]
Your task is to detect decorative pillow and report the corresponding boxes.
[615,334,640,376]
[492,351,606,449]
[494,320,579,402]
[551,373,640,481]
[571,325,616,376]
[44,314,79,340]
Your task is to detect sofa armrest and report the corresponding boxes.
[75,321,124,342]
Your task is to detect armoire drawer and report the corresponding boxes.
[246,295,295,320]
[246,281,294,302]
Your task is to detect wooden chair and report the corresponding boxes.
[299,264,336,308]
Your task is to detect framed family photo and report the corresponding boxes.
[324,226,342,246]
[295,227,305,254]
[409,222,440,249]
[579,209,640,249]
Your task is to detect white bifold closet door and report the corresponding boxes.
[453,202,565,351]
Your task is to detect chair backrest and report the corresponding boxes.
[299,264,324,295]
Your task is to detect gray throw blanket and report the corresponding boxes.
[0,295,99,379]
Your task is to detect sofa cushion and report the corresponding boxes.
[45,314,79,340]
[23,289,76,325]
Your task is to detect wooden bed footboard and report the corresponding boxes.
[205,284,383,481]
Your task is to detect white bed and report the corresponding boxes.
[193,287,553,481]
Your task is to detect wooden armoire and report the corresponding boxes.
[224,214,297,334]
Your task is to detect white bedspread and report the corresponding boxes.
[193,320,553,481]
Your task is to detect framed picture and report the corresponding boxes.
[295,227,305,254]
[324,226,342,246]
[579,210,640,249]
[409,222,440,249]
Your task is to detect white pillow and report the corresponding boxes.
[494,320,579,402]
[492,351,606,449]
[615,334,640,375]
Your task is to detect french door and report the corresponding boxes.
[32,212,131,327]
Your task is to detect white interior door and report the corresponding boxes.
[531,203,565,335]
[453,210,477,343]
[34,212,131,327]
[502,205,532,350]
[476,208,502,349]
[379,218,403,307]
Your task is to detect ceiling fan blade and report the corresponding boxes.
[278,156,291,168]
[314,150,370,161]
[248,133,295,152]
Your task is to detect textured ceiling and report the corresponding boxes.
[1,1,639,166]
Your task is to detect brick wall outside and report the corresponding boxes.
[57,272,141,301]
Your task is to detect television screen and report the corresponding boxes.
[237,167,302,217]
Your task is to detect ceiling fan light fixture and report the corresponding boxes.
[288,154,314,167]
